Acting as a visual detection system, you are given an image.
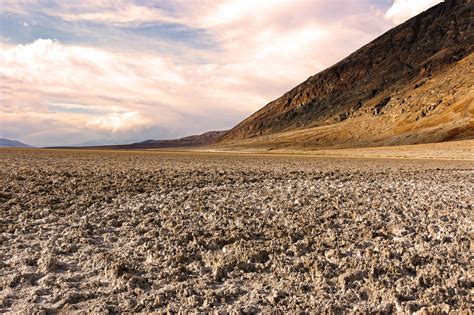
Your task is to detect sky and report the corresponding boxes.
[0,0,443,146]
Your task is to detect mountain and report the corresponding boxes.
[114,130,228,149]
[0,138,32,148]
[219,0,473,149]
[71,139,128,147]
[62,130,228,149]
[69,137,153,147]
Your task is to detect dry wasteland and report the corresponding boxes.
[1,0,473,313]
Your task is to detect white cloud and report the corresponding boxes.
[385,0,443,24]
[86,112,146,133]
[0,38,269,144]
[58,3,182,26]
[0,1,396,146]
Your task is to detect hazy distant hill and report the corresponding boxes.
[71,139,135,147]
[219,0,473,149]
[110,130,228,149]
[0,138,32,148]
[58,130,228,149]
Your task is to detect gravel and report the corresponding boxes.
[0,149,473,313]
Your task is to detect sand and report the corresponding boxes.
[0,148,472,313]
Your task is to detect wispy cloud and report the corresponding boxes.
[385,0,443,24]
[0,38,256,145]
[0,0,443,146]
[86,112,147,133]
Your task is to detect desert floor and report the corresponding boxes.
[0,147,472,313]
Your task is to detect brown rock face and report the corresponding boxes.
[220,0,474,148]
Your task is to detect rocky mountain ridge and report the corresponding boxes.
[219,0,473,149]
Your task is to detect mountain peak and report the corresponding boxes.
[220,0,473,149]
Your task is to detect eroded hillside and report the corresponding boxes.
[219,0,473,149]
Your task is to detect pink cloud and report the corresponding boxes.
[86,112,147,133]
[385,0,443,24]
[1,1,403,146]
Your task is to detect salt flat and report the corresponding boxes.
[0,148,472,313]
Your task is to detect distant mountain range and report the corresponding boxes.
[70,139,130,147]
[218,0,473,149]
[54,130,228,149]
[0,138,32,148]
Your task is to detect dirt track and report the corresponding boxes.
[0,149,473,313]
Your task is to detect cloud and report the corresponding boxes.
[2,0,187,27]
[58,3,182,26]
[0,1,398,146]
[0,38,261,145]
[385,0,443,24]
[86,112,147,133]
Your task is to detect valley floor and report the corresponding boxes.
[0,147,472,312]
[205,139,474,161]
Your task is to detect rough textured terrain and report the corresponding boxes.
[220,0,474,148]
[0,149,473,313]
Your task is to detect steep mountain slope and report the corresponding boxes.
[219,0,473,149]
[0,138,32,148]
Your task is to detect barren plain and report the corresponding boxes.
[0,148,473,313]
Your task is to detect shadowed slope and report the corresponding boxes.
[219,0,473,149]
